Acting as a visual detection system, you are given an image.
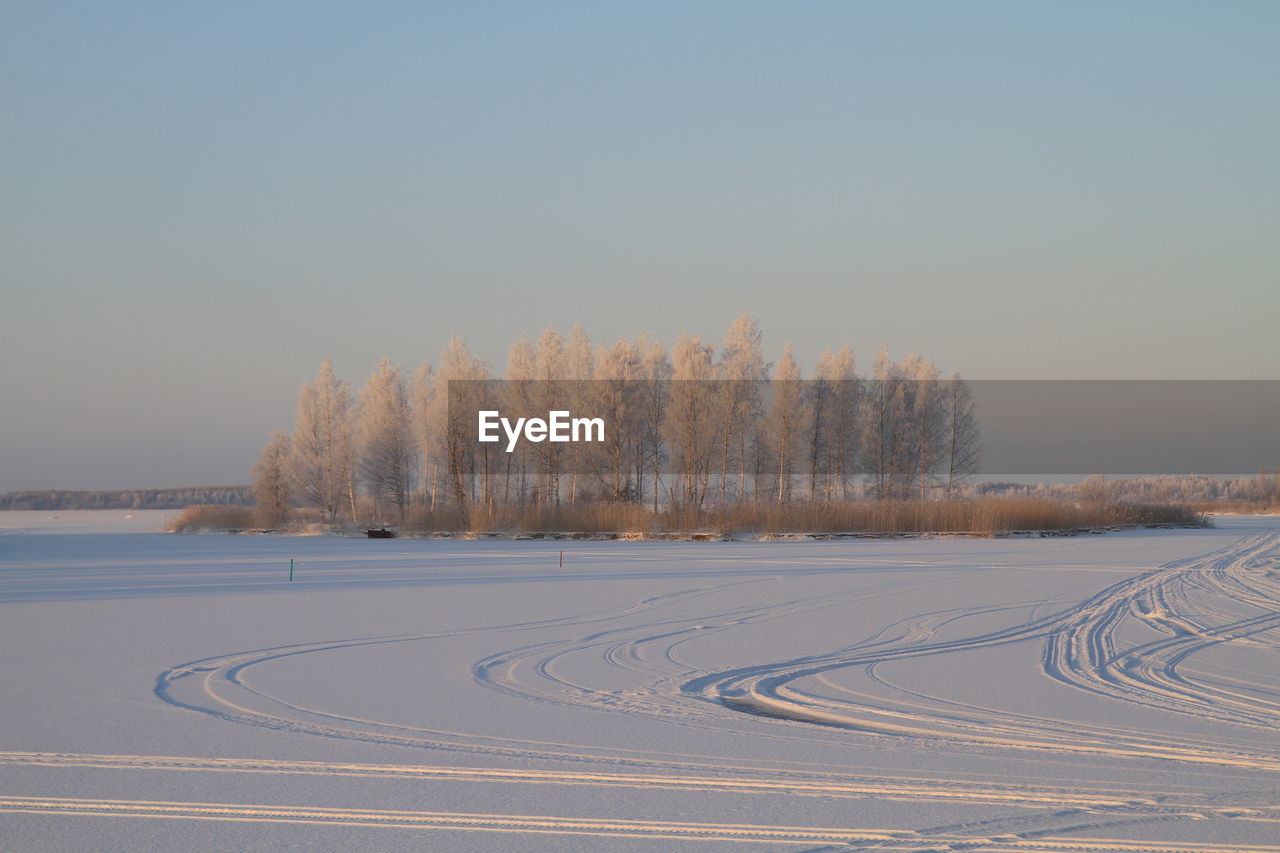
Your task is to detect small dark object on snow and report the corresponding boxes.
[366,527,396,539]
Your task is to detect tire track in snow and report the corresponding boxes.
[687,532,1280,770]
[1043,531,1280,729]
[142,533,1280,847]
[470,580,915,731]
[157,576,912,770]
[153,534,1280,772]
[0,795,909,844]
[3,795,1277,851]
[158,572,936,765]
[9,751,1231,810]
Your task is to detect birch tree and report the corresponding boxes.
[765,344,808,502]
[503,335,537,504]
[716,311,766,503]
[594,336,645,501]
[356,358,415,521]
[637,333,672,511]
[565,323,595,380]
[812,346,859,499]
[564,324,596,503]
[862,346,892,500]
[943,374,981,498]
[664,331,716,508]
[289,380,325,514]
[252,430,291,528]
[410,362,436,507]
[429,337,492,515]
[289,359,355,522]
[532,327,568,505]
[902,354,944,501]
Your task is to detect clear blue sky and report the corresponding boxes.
[2,1,1277,489]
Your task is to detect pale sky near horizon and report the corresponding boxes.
[2,2,1277,490]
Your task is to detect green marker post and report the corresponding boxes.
[289,558,294,582]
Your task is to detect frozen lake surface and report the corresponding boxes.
[1,511,1278,851]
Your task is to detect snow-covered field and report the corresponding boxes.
[1,512,1277,852]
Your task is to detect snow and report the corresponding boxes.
[1,512,1278,851]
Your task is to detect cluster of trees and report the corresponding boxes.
[252,313,981,526]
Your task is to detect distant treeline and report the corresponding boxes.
[978,471,1280,511]
[0,486,253,511]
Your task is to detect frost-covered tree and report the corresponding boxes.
[1078,474,1115,506]
[812,346,859,499]
[901,354,944,500]
[356,358,415,521]
[1246,468,1280,507]
[410,362,435,507]
[289,376,324,513]
[252,430,291,528]
[861,346,904,500]
[593,336,645,501]
[564,324,596,503]
[943,374,981,499]
[428,337,492,514]
[765,344,808,502]
[501,335,538,504]
[716,311,767,503]
[565,323,595,380]
[664,331,717,508]
[533,327,566,380]
[289,360,355,521]
[861,349,947,501]
[506,334,536,381]
[529,327,569,504]
[637,333,672,511]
